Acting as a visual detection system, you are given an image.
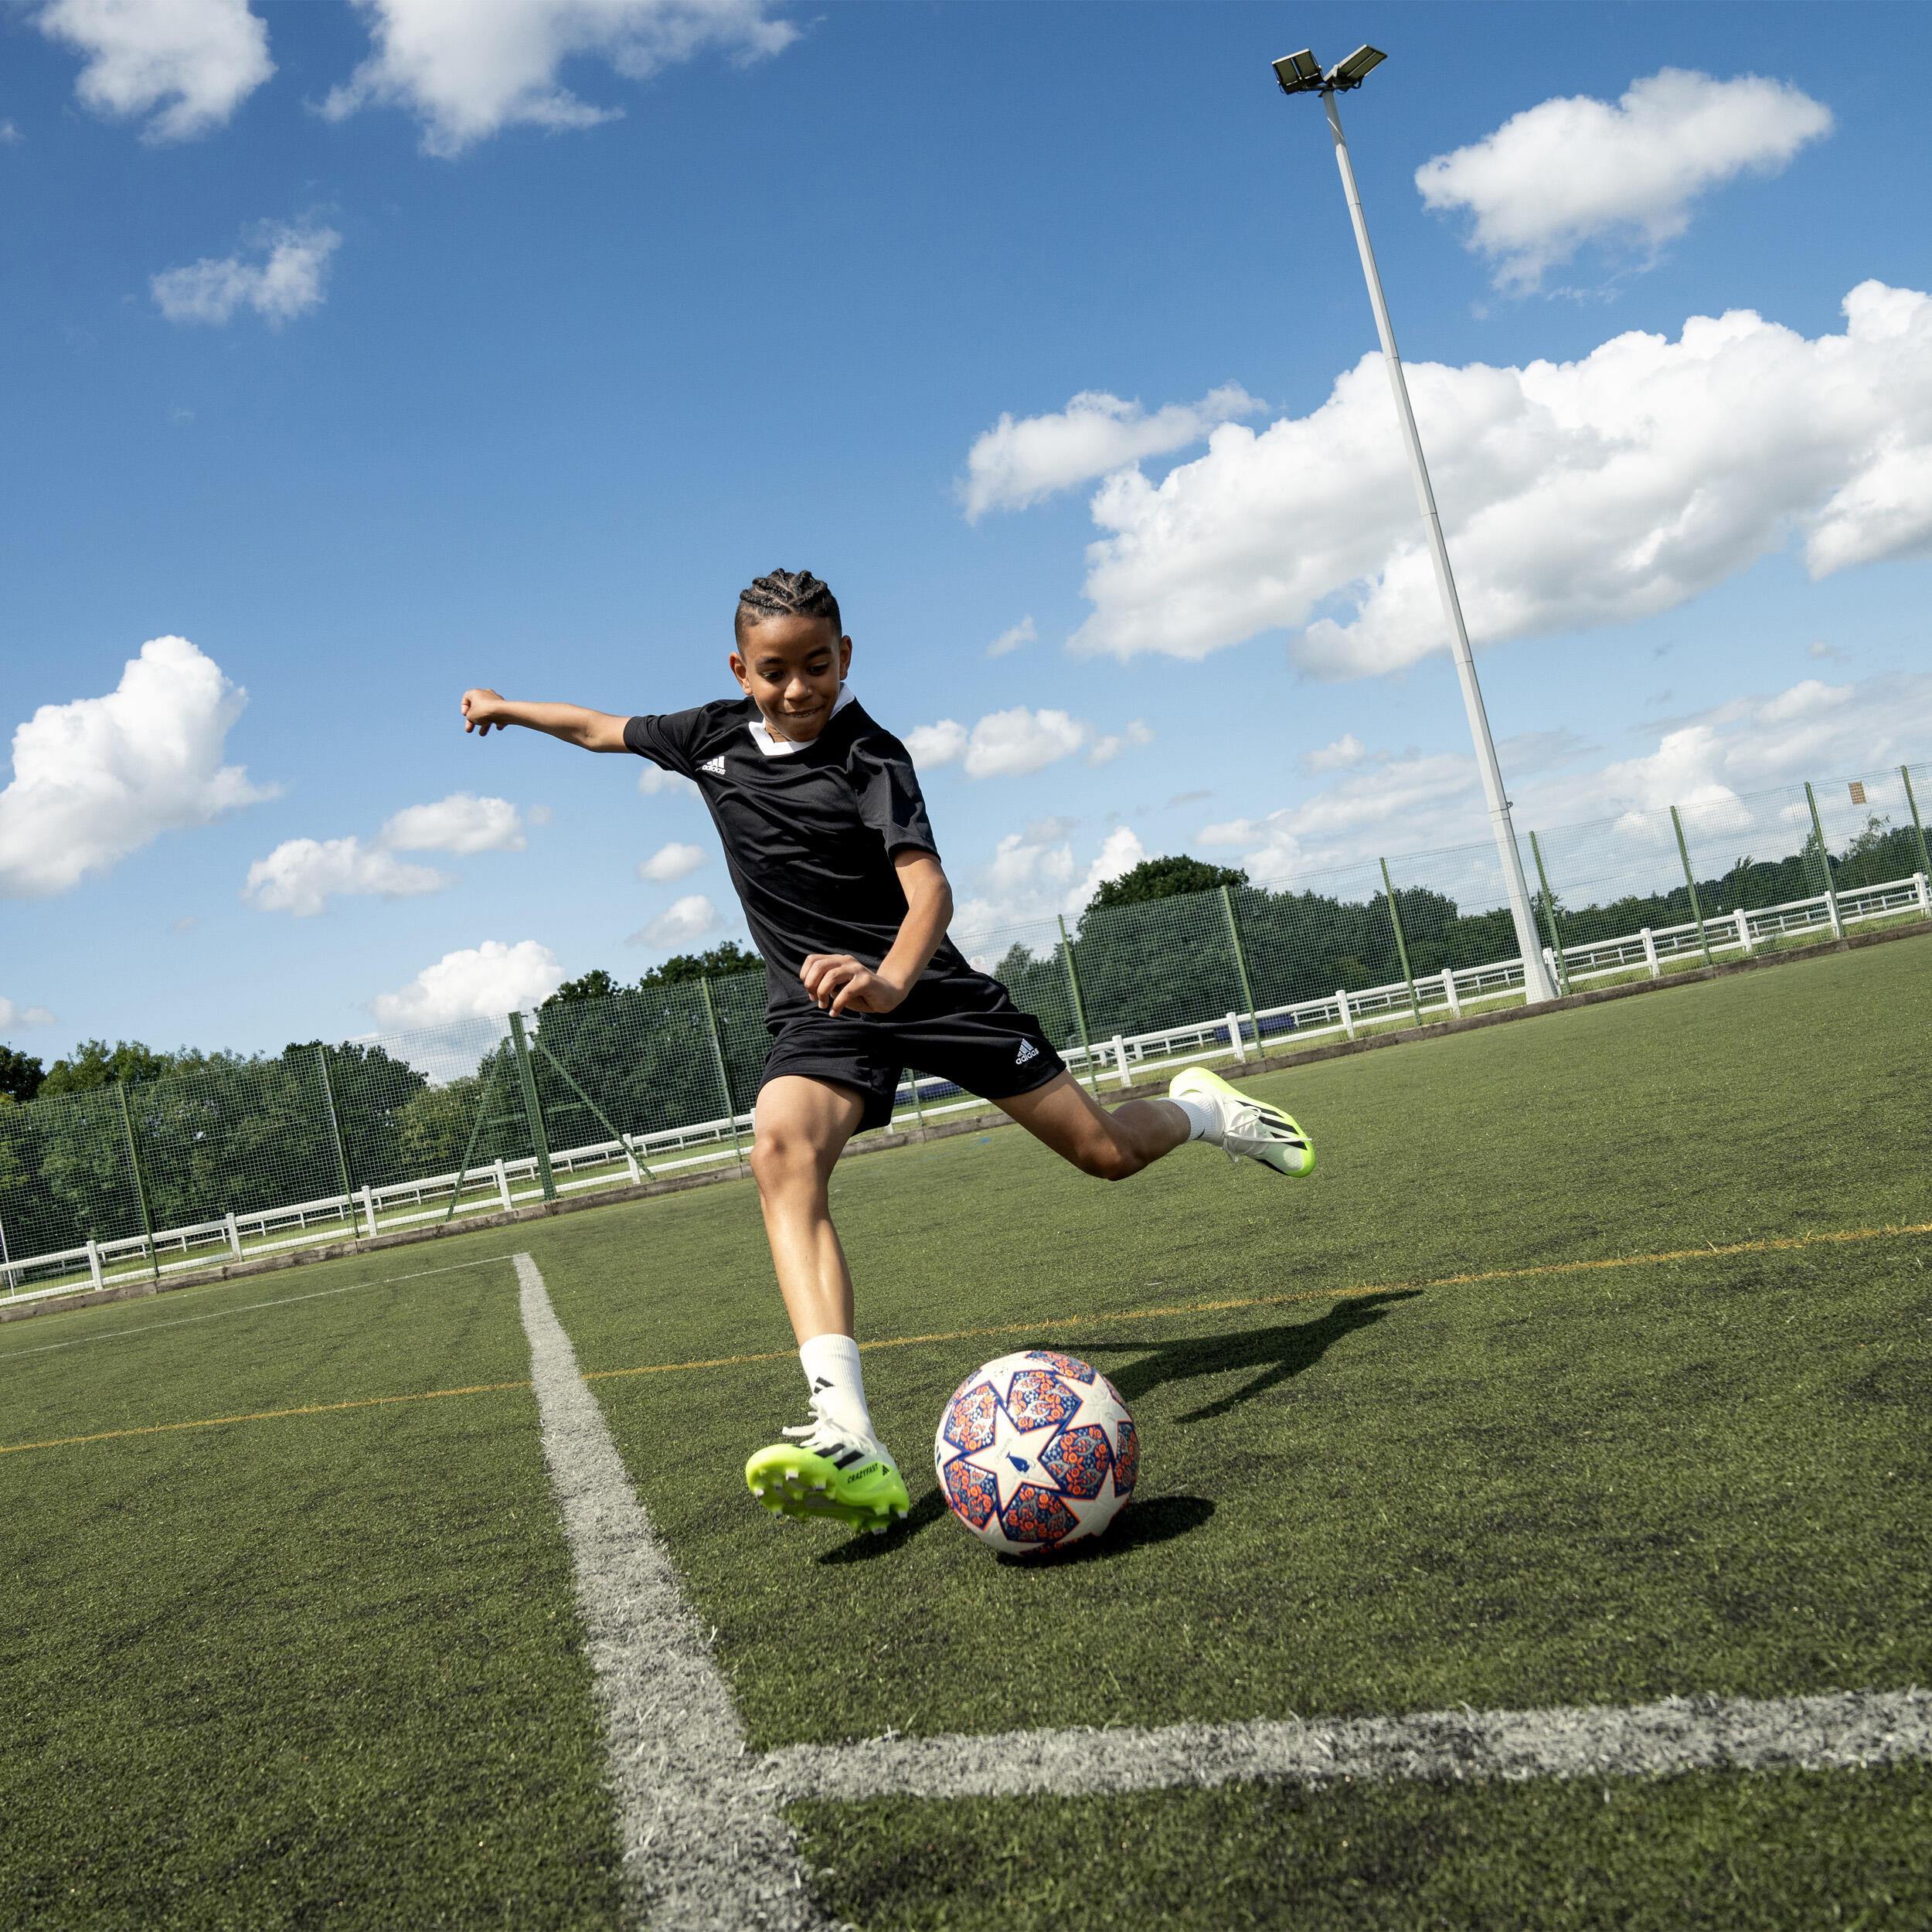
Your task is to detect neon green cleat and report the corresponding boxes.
[1171,1064,1315,1178]
[745,1403,910,1534]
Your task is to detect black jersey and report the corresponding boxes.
[624,695,970,1019]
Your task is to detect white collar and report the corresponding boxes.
[747,684,857,757]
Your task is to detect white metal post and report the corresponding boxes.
[224,1211,241,1257]
[1441,967,1461,1017]
[1321,91,1556,1005]
[1225,1012,1247,1063]
[1110,1034,1131,1089]
[87,1238,103,1290]
[359,1184,378,1240]
[1337,988,1355,1039]
[1916,872,1930,918]
[493,1156,512,1213]
[1736,907,1753,955]
[1640,927,1661,979]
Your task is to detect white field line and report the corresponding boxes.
[514,1253,835,1932]
[755,1688,1932,1803]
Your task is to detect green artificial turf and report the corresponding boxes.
[790,1764,1932,1930]
[0,1242,624,1930]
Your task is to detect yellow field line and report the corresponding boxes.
[5,1220,1926,1456]
[0,1379,534,1456]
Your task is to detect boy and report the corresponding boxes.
[460,569,1312,1535]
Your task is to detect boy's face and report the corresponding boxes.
[730,614,852,743]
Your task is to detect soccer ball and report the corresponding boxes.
[934,1349,1138,1554]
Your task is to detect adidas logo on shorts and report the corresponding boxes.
[1015,1039,1039,1066]
[699,755,726,777]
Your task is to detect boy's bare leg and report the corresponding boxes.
[749,1073,868,1342]
[995,1071,1189,1180]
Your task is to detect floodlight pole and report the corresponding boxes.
[1289,69,1556,1004]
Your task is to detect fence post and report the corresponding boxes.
[698,978,747,1163]
[1337,987,1355,1039]
[1225,1012,1246,1063]
[1056,915,1100,1096]
[493,1157,512,1213]
[507,1012,557,1202]
[313,1045,356,1220]
[1803,782,1843,937]
[87,1238,103,1290]
[1902,765,1932,883]
[1527,832,1572,996]
[359,1184,378,1240]
[114,1080,162,1282]
[223,1211,241,1257]
[1440,967,1461,1018]
[904,1068,927,1135]
[1378,859,1423,1026]
[1218,885,1265,1063]
[1735,906,1753,955]
[1668,805,1714,968]
[1640,927,1660,978]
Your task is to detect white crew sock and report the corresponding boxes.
[798,1332,876,1442]
[1172,1096,1219,1143]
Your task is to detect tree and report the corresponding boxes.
[38,1039,177,1097]
[1087,855,1249,912]
[543,944,764,1010]
[0,1046,43,1104]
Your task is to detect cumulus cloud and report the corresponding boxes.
[0,121,22,144]
[369,937,563,1029]
[905,719,968,768]
[0,635,274,900]
[638,840,708,882]
[37,0,273,142]
[1417,70,1832,294]
[962,707,1088,781]
[243,838,451,917]
[1085,720,1154,767]
[962,385,1263,521]
[1303,733,1369,775]
[638,764,699,798]
[324,0,797,156]
[0,995,55,1032]
[953,824,1148,940]
[151,220,340,326]
[986,615,1036,659]
[379,791,525,854]
[1066,282,1932,675]
[628,893,719,949]
[1194,671,1932,883]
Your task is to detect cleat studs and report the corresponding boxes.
[868,1525,886,1536]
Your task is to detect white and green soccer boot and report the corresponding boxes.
[1171,1065,1315,1178]
[744,1395,911,1536]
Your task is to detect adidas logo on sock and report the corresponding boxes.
[699,755,726,777]
[1015,1039,1039,1065]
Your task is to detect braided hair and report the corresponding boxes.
[733,568,842,643]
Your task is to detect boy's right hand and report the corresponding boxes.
[462,688,510,736]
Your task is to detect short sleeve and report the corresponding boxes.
[623,709,706,775]
[853,736,940,859]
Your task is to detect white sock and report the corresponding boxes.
[1172,1096,1219,1143]
[798,1332,876,1442]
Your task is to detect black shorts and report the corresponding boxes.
[758,971,1067,1133]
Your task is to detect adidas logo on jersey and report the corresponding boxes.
[699,755,726,777]
[1015,1039,1039,1066]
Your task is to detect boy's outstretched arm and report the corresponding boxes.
[460,688,629,751]
[801,849,953,1016]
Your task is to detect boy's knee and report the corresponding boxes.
[750,1127,821,1191]
[1076,1137,1141,1183]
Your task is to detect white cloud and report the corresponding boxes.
[151,220,339,326]
[986,615,1036,659]
[1085,719,1154,767]
[1304,733,1369,775]
[638,764,699,798]
[324,0,797,156]
[628,893,719,948]
[369,937,563,1028]
[0,635,274,900]
[242,837,451,917]
[0,121,22,144]
[1067,282,1932,676]
[963,707,1088,781]
[37,0,273,142]
[1417,70,1833,294]
[961,385,1263,521]
[0,995,55,1032]
[905,719,968,768]
[379,791,525,854]
[638,840,707,882]
[953,824,1148,940]
[1193,670,1932,883]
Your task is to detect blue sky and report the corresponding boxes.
[3,1,1930,1056]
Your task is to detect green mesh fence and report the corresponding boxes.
[3,764,1926,1302]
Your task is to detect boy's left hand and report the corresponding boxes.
[800,954,905,1016]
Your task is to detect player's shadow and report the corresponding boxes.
[818,1489,1216,1567]
[1076,1289,1420,1424]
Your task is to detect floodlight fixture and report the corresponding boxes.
[1268,43,1558,1003]
[1325,44,1387,88]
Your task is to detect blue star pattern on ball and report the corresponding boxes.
[934,1350,1138,1554]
